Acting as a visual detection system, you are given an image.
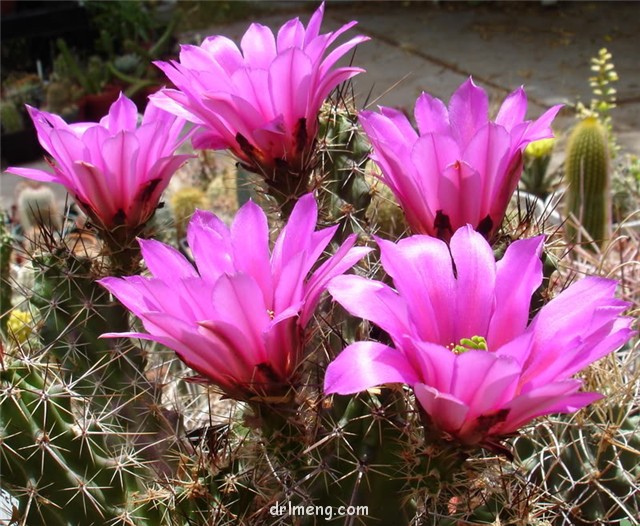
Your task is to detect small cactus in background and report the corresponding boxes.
[564,116,611,247]
[577,48,619,157]
[44,81,80,121]
[169,186,209,241]
[0,100,25,133]
[17,185,61,233]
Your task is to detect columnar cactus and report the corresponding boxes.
[565,116,611,247]
[1,226,13,337]
[515,402,640,525]
[316,103,373,238]
[0,359,164,526]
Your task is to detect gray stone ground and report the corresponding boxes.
[2,0,639,212]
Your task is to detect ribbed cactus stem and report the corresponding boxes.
[515,407,640,525]
[317,104,372,240]
[306,391,415,525]
[0,360,163,525]
[28,250,179,477]
[352,389,416,524]
[248,396,308,465]
[101,226,144,276]
[263,161,314,220]
[1,227,12,337]
[565,117,611,247]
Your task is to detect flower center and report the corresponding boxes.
[449,335,488,354]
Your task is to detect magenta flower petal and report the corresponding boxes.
[462,123,511,219]
[517,104,563,146]
[211,273,270,359]
[100,93,138,132]
[414,92,450,135]
[7,95,188,231]
[359,78,561,240]
[187,210,234,282]
[152,3,368,177]
[272,193,319,269]
[139,239,198,281]
[325,227,634,446]
[230,200,274,305]
[377,235,456,343]
[521,277,635,389]
[241,23,277,68]
[414,384,469,432]
[268,48,313,133]
[102,194,368,400]
[301,237,372,325]
[328,275,410,342]
[325,341,419,395]
[448,77,489,147]
[7,166,60,183]
[452,351,520,419]
[495,86,527,131]
[499,381,601,435]
[488,236,544,348]
[449,226,496,340]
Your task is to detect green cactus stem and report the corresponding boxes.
[565,116,611,247]
[0,359,164,526]
[1,226,13,337]
[514,406,640,525]
[316,103,373,239]
[27,247,181,475]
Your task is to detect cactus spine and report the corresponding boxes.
[514,405,640,525]
[1,226,13,337]
[0,359,163,526]
[565,117,611,247]
[316,103,372,238]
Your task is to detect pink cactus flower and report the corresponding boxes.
[7,94,190,232]
[324,226,634,448]
[152,2,369,178]
[359,78,562,241]
[100,194,371,401]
